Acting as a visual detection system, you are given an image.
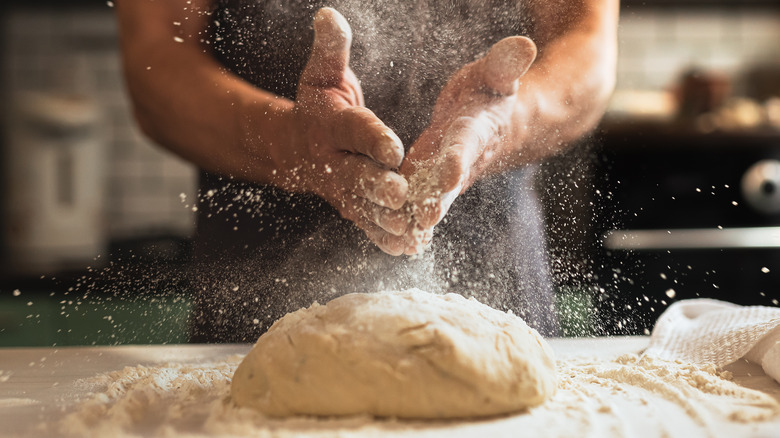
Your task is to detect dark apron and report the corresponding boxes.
[189,0,559,342]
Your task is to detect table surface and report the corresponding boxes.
[1,337,778,437]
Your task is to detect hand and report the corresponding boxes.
[279,8,409,255]
[394,36,538,255]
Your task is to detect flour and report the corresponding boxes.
[0,398,40,407]
[562,354,779,425]
[59,358,240,437]
[55,352,780,438]
[404,159,464,253]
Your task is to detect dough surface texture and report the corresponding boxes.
[231,289,557,419]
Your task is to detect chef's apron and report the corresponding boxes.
[189,0,560,342]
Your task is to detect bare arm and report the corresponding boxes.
[116,2,410,254]
[116,0,291,185]
[508,0,619,164]
[396,0,620,253]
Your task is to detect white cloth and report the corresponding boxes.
[644,298,780,383]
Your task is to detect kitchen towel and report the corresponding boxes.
[644,298,780,383]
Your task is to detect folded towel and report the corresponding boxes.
[644,299,780,383]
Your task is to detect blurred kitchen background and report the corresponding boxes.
[0,0,779,345]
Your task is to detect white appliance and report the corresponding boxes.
[3,92,106,274]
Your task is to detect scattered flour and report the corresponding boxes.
[54,353,780,438]
[404,161,462,252]
[0,398,40,407]
[59,358,240,437]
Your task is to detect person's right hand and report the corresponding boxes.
[276,8,409,255]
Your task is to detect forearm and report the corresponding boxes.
[496,0,619,169]
[116,0,297,187]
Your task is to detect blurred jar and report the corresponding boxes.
[675,69,731,120]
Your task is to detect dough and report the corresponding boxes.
[231,289,557,419]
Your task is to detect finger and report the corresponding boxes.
[411,187,459,230]
[358,199,410,236]
[410,162,466,230]
[432,116,485,191]
[338,200,406,256]
[333,107,404,168]
[401,127,442,175]
[362,222,408,256]
[410,117,483,228]
[403,222,433,255]
[481,36,537,95]
[300,7,352,88]
[340,154,409,210]
[344,68,365,106]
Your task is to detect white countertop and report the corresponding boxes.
[1,337,778,438]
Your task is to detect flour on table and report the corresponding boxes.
[52,291,780,437]
[0,397,40,407]
[59,358,241,437]
[55,351,780,438]
[232,289,557,419]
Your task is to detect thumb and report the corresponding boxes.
[300,7,352,87]
[481,36,537,95]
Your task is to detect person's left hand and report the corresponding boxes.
[389,36,538,255]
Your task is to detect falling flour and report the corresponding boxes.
[54,353,780,438]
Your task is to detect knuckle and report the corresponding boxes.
[338,203,361,223]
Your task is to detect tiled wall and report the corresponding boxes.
[617,8,780,91]
[1,7,197,240]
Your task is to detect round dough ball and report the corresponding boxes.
[231,289,557,419]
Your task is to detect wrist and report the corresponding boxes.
[266,104,319,194]
[238,94,304,189]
